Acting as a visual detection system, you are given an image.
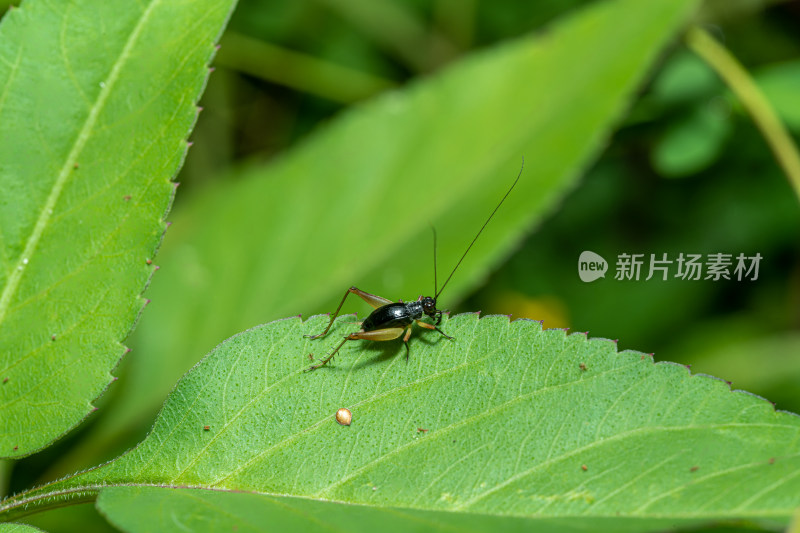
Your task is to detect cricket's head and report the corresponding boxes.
[421,296,442,324]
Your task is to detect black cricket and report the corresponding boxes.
[305,158,525,371]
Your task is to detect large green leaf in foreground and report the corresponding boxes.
[93,486,696,533]
[93,0,699,462]
[0,0,236,457]
[10,315,799,530]
[0,524,42,533]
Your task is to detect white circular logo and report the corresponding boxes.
[578,251,607,282]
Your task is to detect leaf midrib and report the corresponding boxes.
[0,0,161,326]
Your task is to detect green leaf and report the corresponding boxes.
[0,524,44,533]
[85,0,699,464]
[10,314,799,528]
[651,102,732,178]
[650,50,722,106]
[0,0,236,457]
[94,486,704,533]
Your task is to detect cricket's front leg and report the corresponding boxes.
[416,319,455,340]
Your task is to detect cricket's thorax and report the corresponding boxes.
[362,301,423,331]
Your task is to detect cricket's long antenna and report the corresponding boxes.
[431,226,438,297]
[435,156,525,300]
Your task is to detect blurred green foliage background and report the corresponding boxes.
[5,0,800,530]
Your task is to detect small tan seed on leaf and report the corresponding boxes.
[336,408,352,426]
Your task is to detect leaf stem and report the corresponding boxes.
[685,26,800,202]
[0,485,100,522]
[216,32,397,103]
